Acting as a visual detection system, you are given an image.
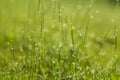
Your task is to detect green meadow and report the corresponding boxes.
[0,0,120,79]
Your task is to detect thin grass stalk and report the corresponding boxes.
[57,0,64,42]
[111,0,119,75]
[57,0,62,24]
[114,0,119,54]
[40,4,44,38]
[83,0,93,44]
[96,26,111,55]
[70,21,77,79]
[57,0,63,79]
[113,26,117,54]
[38,0,44,38]
[114,0,119,73]
[38,0,46,77]
[38,0,41,11]
[39,2,45,64]
[82,8,90,55]
[12,40,15,58]
[70,22,75,56]
[82,0,93,56]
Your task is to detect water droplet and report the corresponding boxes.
[20,46,23,52]
[37,42,41,47]
[38,57,41,60]
[52,0,56,2]
[89,33,95,38]
[59,13,62,16]
[117,0,119,2]
[56,48,59,52]
[72,26,74,30]
[7,42,10,45]
[77,30,80,33]
[91,69,96,74]
[15,62,18,66]
[11,47,14,51]
[83,76,87,79]
[68,76,72,78]
[59,9,62,12]
[79,32,83,37]
[53,61,55,64]
[59,42,63,48]
[28,44,32,50]
[112,19,115,22]
[91,15,93,19]
[63,23,67,28]
[86,43,91,48]
[89,4,92,8]
[61,60,64,63]
[96,10,99,14]
[86,66,90,71]
[35,47,39,51]
[72,62,75,65]
[70,44,73,48]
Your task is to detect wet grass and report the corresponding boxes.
[0,0,120,79]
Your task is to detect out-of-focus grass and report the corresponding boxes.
[0,0,120,79]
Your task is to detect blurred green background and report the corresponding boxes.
[0,0,120,79]
[0,0,120,65]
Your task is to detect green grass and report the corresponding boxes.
[0,0,120,79]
